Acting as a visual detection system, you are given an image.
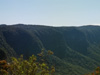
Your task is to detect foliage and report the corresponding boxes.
[85,67,100,75]
[0,50,55,75]
[0,60,9,75]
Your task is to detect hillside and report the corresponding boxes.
[0,24,100,75]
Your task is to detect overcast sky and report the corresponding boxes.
[0,0,100,26]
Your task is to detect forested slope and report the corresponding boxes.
[0,24,100,75]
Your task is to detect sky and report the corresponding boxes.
[0,0,100,26]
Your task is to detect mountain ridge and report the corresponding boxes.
[0,24,100,75]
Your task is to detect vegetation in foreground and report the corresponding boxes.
[85,67,100,75]
[0,50,55,75]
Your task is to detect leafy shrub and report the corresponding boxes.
[0,60,9,75]
[0,50,55,75]
[85,67,100,75]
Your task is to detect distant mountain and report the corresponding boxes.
[0,24,100,75]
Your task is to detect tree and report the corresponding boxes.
[0,50,55,75]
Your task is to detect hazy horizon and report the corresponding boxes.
[1,23,100,27]
[0,0,100,26]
